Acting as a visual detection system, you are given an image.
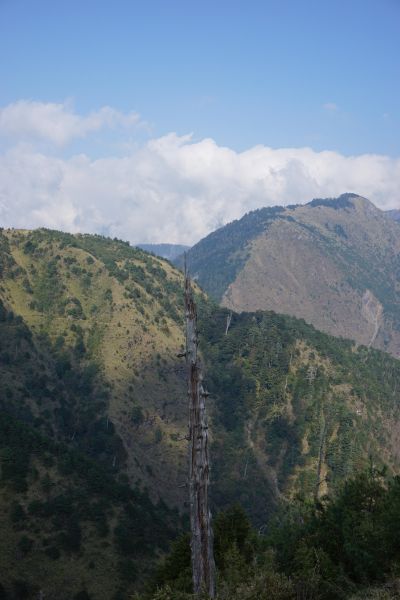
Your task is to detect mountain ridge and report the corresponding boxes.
[178,194,400,358]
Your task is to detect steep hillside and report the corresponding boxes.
[174,205,286,300]
[201,306,400,521]
[2,227,400,597]
[0,310,180,599]
[0,411,177,600]
[0,229,188,598]
[0,228,189,506]
[180,194,400,358]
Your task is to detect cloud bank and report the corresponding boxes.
[0,101,399,245]
[0,101,141,145]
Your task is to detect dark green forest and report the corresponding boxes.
[140,469,400,599]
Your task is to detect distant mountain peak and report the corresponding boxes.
[307,192,368,210]
[136,242,190,260]
[179,193,400,358]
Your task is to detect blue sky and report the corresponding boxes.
[0,0,399,243]
[1,0,399,155]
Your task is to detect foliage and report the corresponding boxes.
[2,227,400,599]
[197,305,400,523]
[308,193,358,210]
[0,409,179,597]
[267,469,400,598]
[140,471,400,599]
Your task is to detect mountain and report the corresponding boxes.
[179,194,400,358]
[386,209,400,222]
[0,228,190,504]
[2,227,400,597]
[0,228,188,598]
[201,306,400,513]
[136,243,190,261]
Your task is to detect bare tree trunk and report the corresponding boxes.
[225,312,232,335]
[184,266,216,598]
[314,409,327,502]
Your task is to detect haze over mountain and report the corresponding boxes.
[2,227,400,596]
[136,243,190,261]
[387,209,400,223]
[179,193,400,358]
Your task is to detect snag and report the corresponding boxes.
[184,262,216,598]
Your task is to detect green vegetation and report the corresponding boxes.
[0,292,181,598]
[0,295,122,464]
[308,193,358,210]
[2,227,400,598]
[0,229,190,598]
[197,305,400,524]
[139,470,400,599]
[0,410,179,599]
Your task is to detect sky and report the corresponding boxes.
[0,0,399,244]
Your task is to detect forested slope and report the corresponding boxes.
[0,297,179,600]
[201,306,400,521]
[1,227,400,598]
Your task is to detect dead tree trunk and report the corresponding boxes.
[184,266,216,598]
[314,409,327,502]
[225,312,232,335]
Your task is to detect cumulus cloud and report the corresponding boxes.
[0,100,141,145]
[0,101,399,245]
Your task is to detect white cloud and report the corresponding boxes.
[0,102,399,245]
[0,100,141,145]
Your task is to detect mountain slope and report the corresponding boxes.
[201,306,400,520]
[0,228,190,598]
[0,228,190,506]
[0,296,179,600]
[180,194,400,358]
[2,227,400,597]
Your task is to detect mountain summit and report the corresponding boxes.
[179,194,400,357]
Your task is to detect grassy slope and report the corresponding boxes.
[0,299,179,599]
[1,227,400,596]
[0,228,188,598]
[1,228,190,506]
